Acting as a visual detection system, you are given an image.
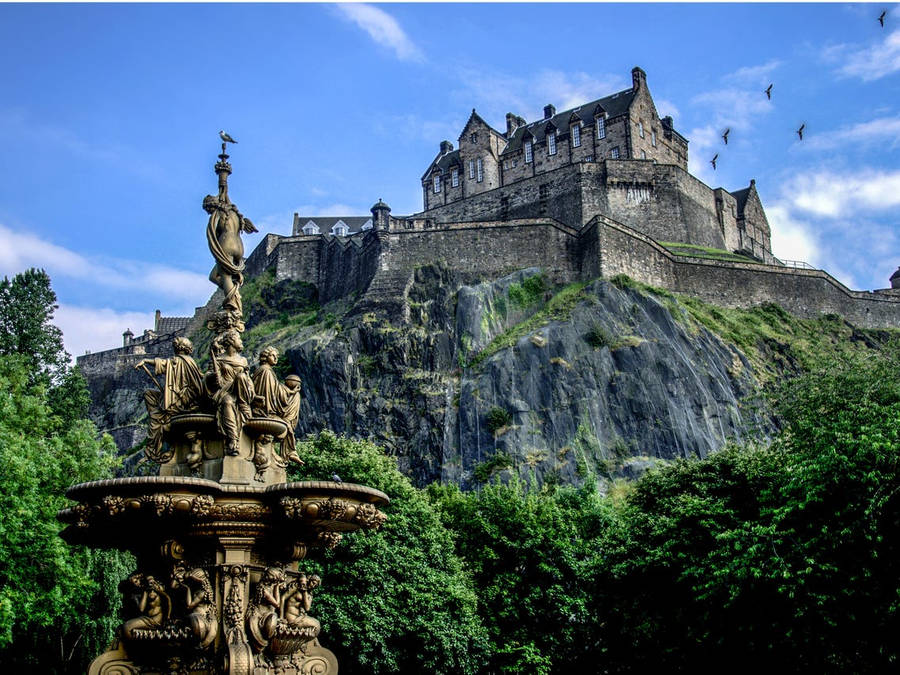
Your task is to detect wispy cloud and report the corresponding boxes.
[802,115,900,151]
[57,304,156,358]
[729,59,782,86]
[334,4,423,62]
[766,203,821,266]
[826,29,900,81]
[783,169,900,218]
[0,224,209,303]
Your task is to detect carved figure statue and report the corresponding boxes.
[247,567,286,648]
[281,573,322,635]
[135,337,203,463]
[204,195,257,316]
[209,330,254,456]
[172,565,218,649]
[251,347,303,464]
[121,575,171,640]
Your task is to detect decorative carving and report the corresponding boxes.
[223,565,249,645]
[354,502,388,530]
[251,347,304,465]
[315,531,342,549]
[170,564,218,649]
[120,574,174,641]
[134,337,204,463]
[208,330,255,457]
[247,568,322,658]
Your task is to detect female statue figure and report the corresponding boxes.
[209,329,255,455]
[204,195,257,316]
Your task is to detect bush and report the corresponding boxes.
[486,406,513,435]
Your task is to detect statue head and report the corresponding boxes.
[215,329,243,354]
[259,346,278,365]
[202,194,219,214]
[173,337,194,355]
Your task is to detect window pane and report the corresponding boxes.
[525,140,533,163]
[572,125,581,148]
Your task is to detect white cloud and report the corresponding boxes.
[766,203,821,266]
[829,29,900,81]
[0,224,209,303]
[802,115,900,151]
[57,305,156,358]
[335,4,423,62]
[785,169,900,218]
[729,59,782,86]
[653,98,681,120]
[691,87,773,132]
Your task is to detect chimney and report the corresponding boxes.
[544,104,556,120]
[632,66,647,91]
[506,112,518,138]
[154,309,161,332]
[439,140,453,155]
[516,116,527,127]
[292,212,299,233]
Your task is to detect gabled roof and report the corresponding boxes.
[502,87,636,155]
[730,181,756,217]
[155,316,191,335]
[293,216,373,236]
[458,108,504,143]
[421,148,461,181]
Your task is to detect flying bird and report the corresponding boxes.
[219,130,238,144]
[765,83,773,100]
[878,10,886,27]
[710,154,718,170]
[796,123,805,141]
[722,128,730,145]
[331,472,343,484]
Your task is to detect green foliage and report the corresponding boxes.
[485,406,513,435]
[472,281,588,366]
[0,268,68,384]
[0,356,131,672]
[584,322,612,349]
[473,452,514,483]
[507,273,548,308]
[287,432,489,674]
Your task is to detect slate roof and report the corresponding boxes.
[730,187,751,216]
[501,87,636,155]
[421,149,461,180]
[155,316,192,335]
[293,216,373,236]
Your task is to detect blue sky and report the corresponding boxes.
[1,3,899,358]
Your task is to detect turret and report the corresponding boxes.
[371,199,391,230]
[891,266,900,290]
[123,328,133,347]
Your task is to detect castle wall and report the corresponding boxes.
[315,232,382,302]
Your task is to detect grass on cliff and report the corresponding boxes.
[468,281,588,367]
[610,274,899,378]
[660,242,760,263]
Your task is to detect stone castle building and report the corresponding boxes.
[80,66,900,401]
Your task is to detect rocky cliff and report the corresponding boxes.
[84,265,894,488]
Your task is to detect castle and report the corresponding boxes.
[80,66,900,405]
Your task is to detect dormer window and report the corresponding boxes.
[596,117,606,139]
[547,130,557,155]
[361,219,373,230]
[331,220,349,236]
[451,168,459,187]
[524,139,533,163]
[433,174,441,193]
[571,124,581,148]
[476,157,483,182]
[302,220,320,235]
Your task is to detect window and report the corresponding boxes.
[476,157,483,182]
[469,159,475,179]
[584,155,593,162]
[433,174,441,193]
[610,146,620,159]
[331,220,349,236]
[651,130,657,147]
[451,168,459,187]
[640,150,647,159]
[571,124,581,148]
[547,131,557,155]
[302,220,320,235]
[524,139,533,163]
[638,121,644,138]
[596,117,606,139]
[470,132,478,144]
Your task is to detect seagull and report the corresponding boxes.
[765,83,773,100]
[219,130,238,144]
[878,10,886,27]
[796,123,805,141]
[331,472,343,484]
[710,154,718,170]
[722,128,730,145]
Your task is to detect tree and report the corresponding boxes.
[0,268,68,385]
[288,431,490,674]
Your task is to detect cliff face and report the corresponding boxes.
[87,264,892,488]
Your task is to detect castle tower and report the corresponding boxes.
[891,267,900,290]
[371,199,391,230]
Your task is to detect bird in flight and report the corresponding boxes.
[878,10,886,27]
[722,128,730,145]
[765,83,773,100]
[710,154,718,170]
[796,123,805,141]
[219,130,238,144]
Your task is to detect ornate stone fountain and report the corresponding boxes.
[58,140,389,675]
